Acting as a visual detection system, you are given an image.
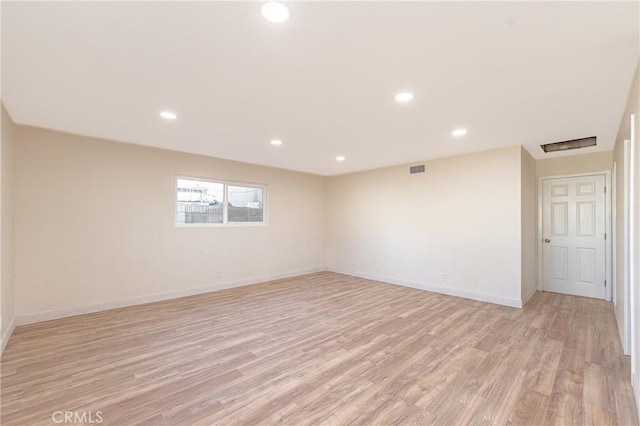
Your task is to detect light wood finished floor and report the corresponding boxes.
[2,272,638,425]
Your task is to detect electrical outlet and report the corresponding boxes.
[441,273,448,282]
[217,271,222,278]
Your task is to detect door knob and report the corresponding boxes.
[544,239,551,243]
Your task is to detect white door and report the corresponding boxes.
[542,174,606,299]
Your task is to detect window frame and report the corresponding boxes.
[175,175,268,228]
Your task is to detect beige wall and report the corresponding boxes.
[326,146,524,306]
[536,151,612,177]
[612,61,639,415]
[521,147,537,303]
[1,104,16,344]
[14,126,326,319]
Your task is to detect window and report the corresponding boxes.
[227,185,264,223]
[176,177,266,226]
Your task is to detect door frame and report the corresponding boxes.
[624,140,632,355]
[612,161,617,307]
[537,170,612,301]
[629,114,637,388]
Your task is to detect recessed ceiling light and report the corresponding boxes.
[160,111,177,120]
[336,155,346,162]
[270,139,283,146]
[452,128,468,137]
[261,2,290,24]
[395,92,414,103]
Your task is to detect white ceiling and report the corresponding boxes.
[2,1,639,176]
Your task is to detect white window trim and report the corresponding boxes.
[175,175,269,228]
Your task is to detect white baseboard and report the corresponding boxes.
[1,317,16,355]
[522,287,537,307]
[16,267,326,326]
[328,268,523,308]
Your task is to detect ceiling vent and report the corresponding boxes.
[540,136,596,153]
[409,164,426,175]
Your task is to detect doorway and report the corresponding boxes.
[540,173,611,299]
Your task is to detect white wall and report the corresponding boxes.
[521,147,537,304]
[326,146,525,307]
[612,60,639,418]
[14,125,326,321]
[635,85,640,424]
[634,91,640,424]
[614,115,630,347]
[1,104,16,351]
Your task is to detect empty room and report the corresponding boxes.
[1,1,639,425]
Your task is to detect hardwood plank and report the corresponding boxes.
[1,272,637,425]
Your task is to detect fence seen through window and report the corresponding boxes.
[176,178,265,225]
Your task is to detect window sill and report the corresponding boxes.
[175,222,268,228]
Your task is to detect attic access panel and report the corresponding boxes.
[541,137,597,153]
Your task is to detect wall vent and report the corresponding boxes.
[540,136,596,153]
[409,164,426,175]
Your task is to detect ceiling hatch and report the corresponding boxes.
[540,136,597,153]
